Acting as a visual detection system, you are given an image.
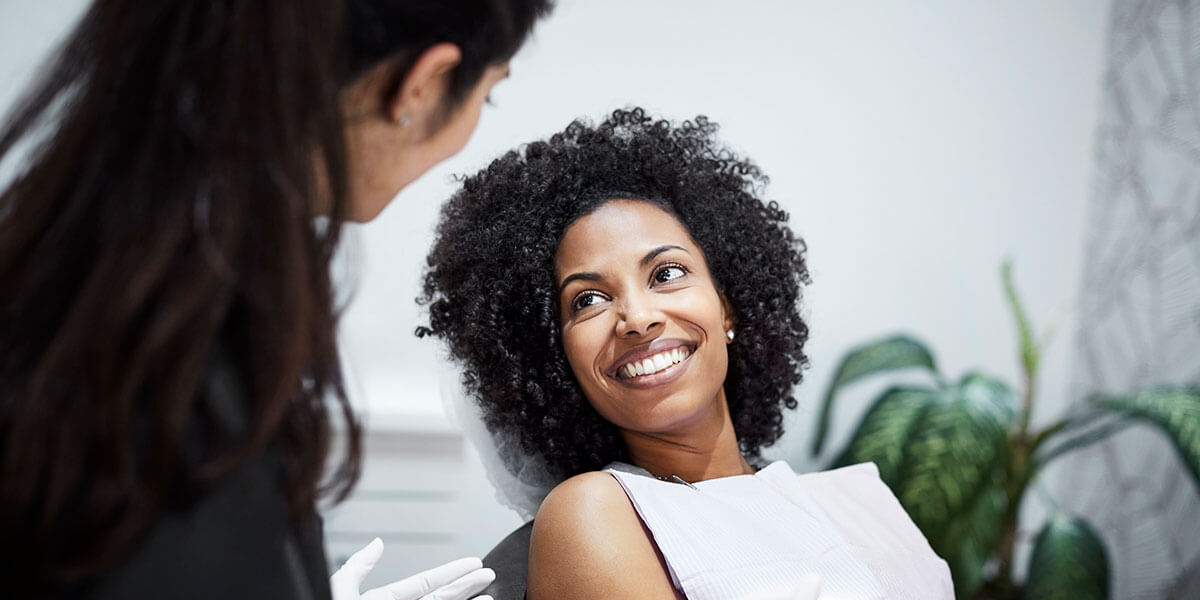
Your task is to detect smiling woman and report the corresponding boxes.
[418,108,953,599]
[555,200,739,450]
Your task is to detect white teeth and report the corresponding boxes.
[619,348,692,379]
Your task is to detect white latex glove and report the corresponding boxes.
[330,537,496,600]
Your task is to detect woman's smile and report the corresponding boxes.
[607,338,697,388]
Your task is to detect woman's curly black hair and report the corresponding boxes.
[418,107,810,482]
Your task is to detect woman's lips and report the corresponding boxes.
[606,338,697,388]
[614,346,691,379]
[612,349,693,389]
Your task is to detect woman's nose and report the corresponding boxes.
[615,291,664,338]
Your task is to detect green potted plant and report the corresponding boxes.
[808,261,1200,599]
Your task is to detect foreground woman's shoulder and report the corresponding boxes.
[530,471,639,561]
[528,471,679,599]
[539,470,629,515]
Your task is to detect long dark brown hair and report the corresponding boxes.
[0,0,549,590]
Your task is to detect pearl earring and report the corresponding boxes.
[396,114,410,127]
[726,329,735,342]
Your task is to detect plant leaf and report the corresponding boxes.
[1023,515,1110,600]
[1091,386,1200,490]
[938,481,1007,598]
[895,374,1014,597]
[811,335,937,456]
[833,386,935,483]
[898,374,1014,533]
[1002,259,1038,376]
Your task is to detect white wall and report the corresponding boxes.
[0,0,1113,582]
[0,1,86,185]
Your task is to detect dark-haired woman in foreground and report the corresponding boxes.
[0,1,549,598]
[420,109,954,599]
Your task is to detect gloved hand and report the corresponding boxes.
[330,538,496,600]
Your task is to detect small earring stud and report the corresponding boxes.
[726,329,735,342]
[396,114,410,127]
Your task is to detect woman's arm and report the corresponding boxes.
[527,472,682,600]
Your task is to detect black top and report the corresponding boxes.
[72,449,332,600]
[57,349,332,599]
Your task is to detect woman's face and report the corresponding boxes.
[554,199,734,436]
[341,59,510,222]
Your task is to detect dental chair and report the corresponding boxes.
[479,520,534,600]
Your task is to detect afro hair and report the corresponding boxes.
[418,107,810,482]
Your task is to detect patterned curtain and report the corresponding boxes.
[1053,1,1200,598]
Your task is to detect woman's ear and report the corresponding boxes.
[388,43,462,130]
[720,293,736,343]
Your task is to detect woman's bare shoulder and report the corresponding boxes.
[536,470,628,519]
[529,471,637,567]
[527,471,680,599]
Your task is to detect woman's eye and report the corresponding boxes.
[654,265,687,284]
[571,291,605,313]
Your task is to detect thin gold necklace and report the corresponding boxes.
[653,473,699,489]
[649,462,756,489]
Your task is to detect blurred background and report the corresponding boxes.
[3,0,1196,597]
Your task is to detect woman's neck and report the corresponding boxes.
[619,388,753,483]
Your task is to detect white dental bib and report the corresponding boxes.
[603,461,954,600]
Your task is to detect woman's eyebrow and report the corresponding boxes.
[558,271,601,296]
[640,244,688,266]
[557,246,688,296]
